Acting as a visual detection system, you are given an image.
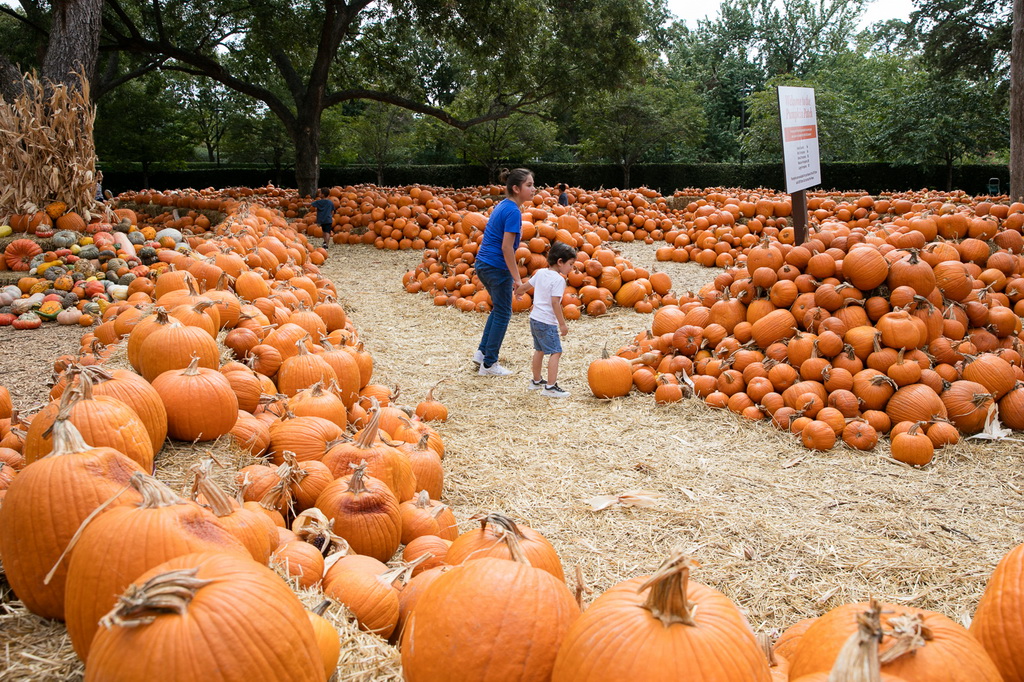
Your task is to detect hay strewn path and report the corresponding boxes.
[320,242,1024,634]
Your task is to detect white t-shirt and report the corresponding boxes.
[529,268,566,326]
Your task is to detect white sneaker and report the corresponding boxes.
[541,383,570,398]
[527,379,545,391]
[478,363,513,376]
[472,350,484,365]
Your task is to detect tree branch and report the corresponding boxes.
[104,0,144,42]
[269,47,304,100]
[157,61,296,132]
[94,56,168,99]
[326,88,556,129]
[0,5,47,34]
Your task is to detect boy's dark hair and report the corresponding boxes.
[547,241,577,266]
[557,183,566,192]
[318,187,331,197]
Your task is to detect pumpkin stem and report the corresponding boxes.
[311,599,332,618]
[573,564,592,610]
[196,472,236,518]
[355,404,382,448]
[637,551,700,627]
[98,567,213,629]
[878,612,934,665]
[824,598,884,682]
[180,355,203,376]
[133,472,188,509]
[346,462,369,495]
[46,413,91,456]
[757,633,778,667]
[472,512,530,565]
[425,379,444,403]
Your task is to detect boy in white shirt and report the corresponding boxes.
[515,242,576,397]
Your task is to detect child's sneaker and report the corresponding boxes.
[479,363,513,377]
[541,383,570,398]
[527,379,545,391]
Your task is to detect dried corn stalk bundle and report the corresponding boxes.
[0,70,98,221]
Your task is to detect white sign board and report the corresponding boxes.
[777,86,821,193]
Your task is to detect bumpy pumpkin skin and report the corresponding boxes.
[971,543,1024,681]
[788,601,1001,681]
[401,557,579,682]
[84,552,326,682]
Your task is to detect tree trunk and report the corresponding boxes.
[376,165,384,186]
[1012,0,1024,202]
[946,157,954,192]
[206,143,215,163]
[293,111,321,196]
[0,53,25,100]
[43,0,104,92]
[622,163,631,189]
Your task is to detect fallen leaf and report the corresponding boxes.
[587,490,662,512]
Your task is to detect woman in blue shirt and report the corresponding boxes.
[473,168,534,376]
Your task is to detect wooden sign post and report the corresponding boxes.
[777,86,821,245]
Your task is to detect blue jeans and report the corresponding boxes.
[476,263,513,367]
[530,318,562,354]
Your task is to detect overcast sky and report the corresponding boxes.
[665,0,916,29]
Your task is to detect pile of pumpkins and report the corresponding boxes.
[402,216,675,317]
[0,204,214,330]
[4,189,1024,681]
[589,194,1024,465]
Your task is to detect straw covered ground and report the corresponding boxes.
[3,238,1024,680]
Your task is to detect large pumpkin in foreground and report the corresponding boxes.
[85,551,325,682]
[0,419,143,620]
[552,552,771,681]
[970,542,1024,681]
[788,600,1001,681]
[401,556,579,681]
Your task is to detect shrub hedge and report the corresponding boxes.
[99,163,1011,197]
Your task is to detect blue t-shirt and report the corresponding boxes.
[475,199,522,270]
[311,198,334,225]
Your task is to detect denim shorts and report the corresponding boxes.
[530,318,562,354]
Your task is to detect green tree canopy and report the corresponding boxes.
[94,72,195,186]
[576,80,705,187]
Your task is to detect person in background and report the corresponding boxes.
[311,188,335,249]
[473,167,535,376]
[516,241,575,397]
[557,183,569,207]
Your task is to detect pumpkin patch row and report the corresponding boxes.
[589,195,1024,464]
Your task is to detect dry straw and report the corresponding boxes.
[0,70,98,221]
